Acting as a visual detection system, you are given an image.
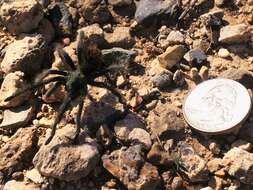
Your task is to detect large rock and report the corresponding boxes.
[219,24,251,44]
[0,72,31,108]
[220,68,253,89]
[102,145,161,190]
[135,0,179,26]
[33,125,100,181]
[3,180,40,190]
[222,147,253,184]
[81,0,111,24]
[105,27,135,48]
[1,35,47,74]
[147,103,185,140]
[179,142,209,182]
[78,24,105,47]
[0,127,37,175]
[0,102,34,129]
[0,0,44,35]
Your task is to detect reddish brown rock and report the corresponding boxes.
[148,103,185,140]
[102,145,161,190]
[0,127,37,175]
[1,35,47,74]
[33,125,100,181]
[0,72,31,108]
[0,0,44,35]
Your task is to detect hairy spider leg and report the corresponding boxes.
[44,95,72,145]
[76,31,94,73]
[35,69,67,83]
[88,81,128,109]
[57,48,76,70]
[44,81,65,98]
[5,76,66,102]
[73,98,84,142]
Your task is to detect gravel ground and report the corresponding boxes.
[1,0,253,190]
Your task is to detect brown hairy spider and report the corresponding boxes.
[5,31,127,145]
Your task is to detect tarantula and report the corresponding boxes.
[5,31,127,145]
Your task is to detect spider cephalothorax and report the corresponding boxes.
[5,31,127,145]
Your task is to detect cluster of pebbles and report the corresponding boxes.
[0,0,253,190]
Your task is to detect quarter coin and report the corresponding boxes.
[183,78,252,134]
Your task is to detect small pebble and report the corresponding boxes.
[190,67,201,83]
[199,66,209,81]
[173,70,186,87]
[218,48,230,58]
[63,38,71,46]
[209,141,220,155]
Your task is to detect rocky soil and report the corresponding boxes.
[0,0,253,190]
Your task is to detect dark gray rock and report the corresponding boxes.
[102,47,136,66]
[48,2,73,36]
[151,71,173,90]
[135,0,179,26]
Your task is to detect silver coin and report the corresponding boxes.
[183,78,252,134]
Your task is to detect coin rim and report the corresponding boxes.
[182,78,252,135]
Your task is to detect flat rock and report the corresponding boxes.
[0,127,37,175]
[158,45,186,69]
[0,72,31,108]
[102,47,136,66]
[220,68,253,89]
[148,103,185,140]
[114,113,145,141]
[33,125,100,181]
[102,145,161,190]
[128,128,152,150]
[135,0,179,26]
[3,180,40,190]
[219,24,251,44]
[1,35,47,74]
[179,142,209,182]
[0,0,44,35]
[78,24,105,47]
[0,102,34,129]
[222,147,253,184]
[105,27,135,48]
